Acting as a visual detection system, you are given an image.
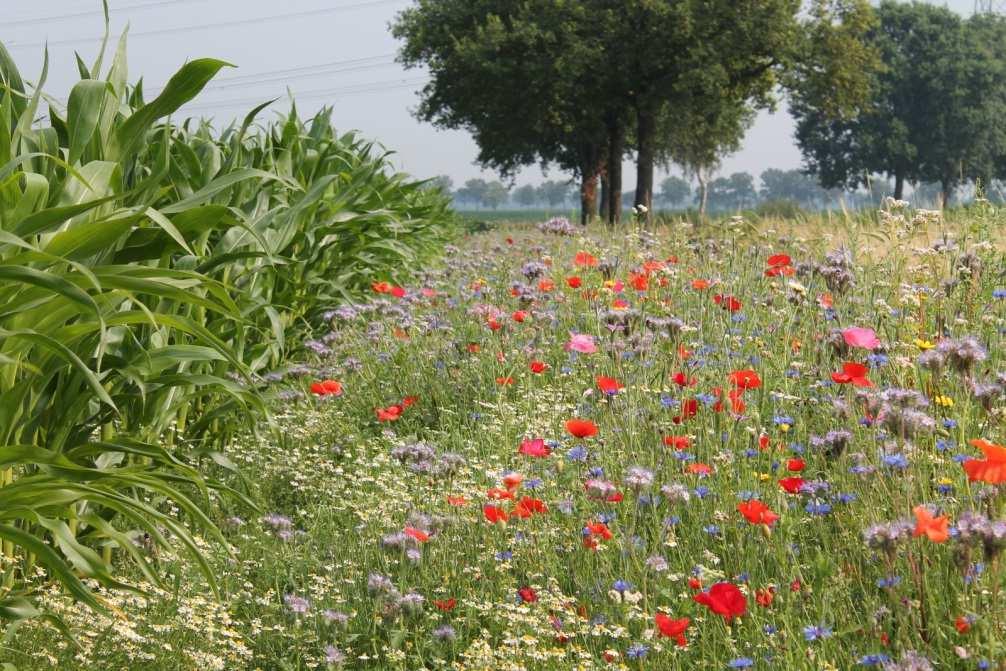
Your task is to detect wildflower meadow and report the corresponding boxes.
[8,195,1006,670]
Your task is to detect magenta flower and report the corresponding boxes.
[566,333,597,354]
[842,327,880,350]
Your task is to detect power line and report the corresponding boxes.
[144,54,398,97]
[177,77,428,113]
[4,0,199,28]
[7,0,408,50]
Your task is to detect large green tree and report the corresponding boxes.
[791,2,1006,203]
[394,0,875,224]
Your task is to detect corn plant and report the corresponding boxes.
[0,19,451,635]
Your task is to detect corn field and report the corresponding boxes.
[0,31,451,634]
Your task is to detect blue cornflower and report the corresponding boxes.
[936,439,954,452]
[943,418,957,429]
[728,658,755,668]
[703,525,721,536]
[567,446,588,462]
[744,448,759,458]
[525,478,543,489]
[803,624,833,641]
[790,443,805,454]
[993,288,1006,299]
[660,394,678,408]
[773,415,794,426]
[588,466,605,478]
[867,353,888,367]
[495,551,513,561]
[858,654,890,666]
[665,515,681,527]
[626,643,649,660]
[764,624,777,635]
[612,579,633,592]
[876,575,901,588]
[805,501,832,515]
[883,453,910,469]
[694,485,711,499]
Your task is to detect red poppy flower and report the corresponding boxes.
[691,279,710,290]
[446,495,468,506]
[502,473,523,490]
[688,577,702,590]
[496,376,514,385]
[779,477,805,494]
[728,369,762,390]
[693,582,747,621]
[831,362,872,387]
[519,438,551,458]
[758,434,770,450]
[487,317,503,331]
[955,615,971,634]
[582,520,613,549]
[755,586,775,607]
[390,286,406,298]
[375,405,403,422]
[402,396,419,407]
[687,462,713,476]
[962,439,1006,484]
[483,505,508,524]
[787,458,805,472]
[512,310,528,323]
[765,254,795,277]
[764,264,795,277]
[654,613,690,646]
[404,527,429,543]
[486,487,514,501]
[713,294,742,311]
[371,281,391,293]
[673,399,699,424]
[538,278,555,292]
[310,379,343,396]
[567,276,583,288]
[574,251,598,267]
[663,435,691,450]
[565,418,598,439]
[467,342,481,354]
[513,496,548,518]
[596,376,623,395]
[672,372,697,387]
[737,500,779,526]
[434,598,456,612]
[629,273,649,291]
[529,360,549,374]
[518,586,538,603]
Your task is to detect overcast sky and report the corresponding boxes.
[3,0,980,189]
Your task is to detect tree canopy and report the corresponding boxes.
[393,0,875,223]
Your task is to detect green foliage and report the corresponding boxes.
[791,2,1006,202]
[0,34,451,635]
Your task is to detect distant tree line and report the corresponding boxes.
[430,169,957,213]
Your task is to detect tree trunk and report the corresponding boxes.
[599,160,610,224]
[698,170,709,221]
[608,122,624,225]
[940,179,952,208]
[633,104,656,221]
[894,173,905,201]
[580,171,598,226]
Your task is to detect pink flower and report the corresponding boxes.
[843,326,880,350]
[566,333,597,354]
[519,438,550,458]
